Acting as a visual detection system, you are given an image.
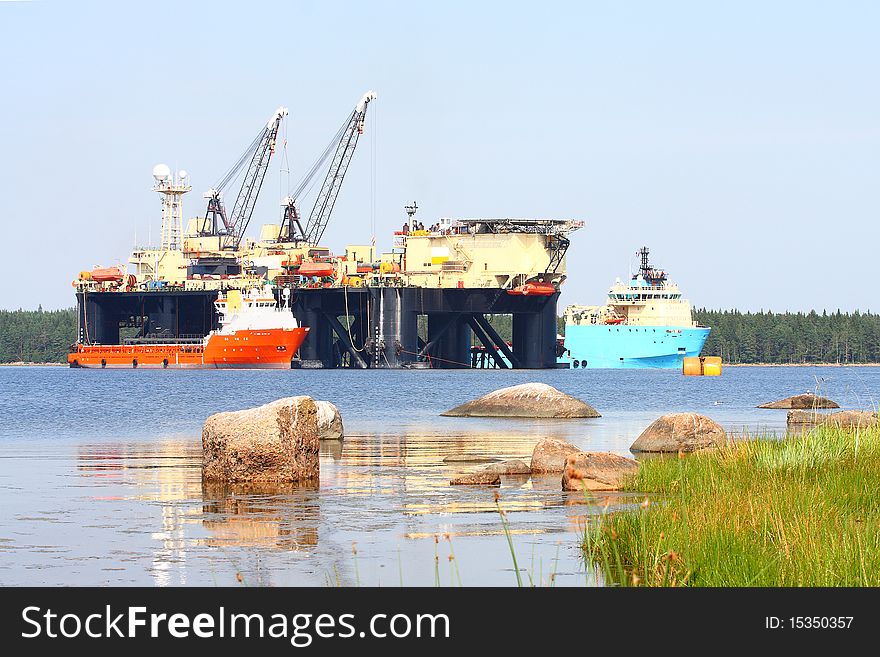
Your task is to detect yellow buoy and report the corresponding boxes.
[682,356,723,376]
[682,357,703,376]
[702,356,722,376]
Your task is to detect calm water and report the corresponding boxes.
[1,365,878,586]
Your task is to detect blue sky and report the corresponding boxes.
[0,1,877,311]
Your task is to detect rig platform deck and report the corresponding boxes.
[76,286,560,369]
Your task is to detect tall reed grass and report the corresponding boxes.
[583,425,880,586]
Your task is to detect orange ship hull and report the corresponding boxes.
[68,327,310,369]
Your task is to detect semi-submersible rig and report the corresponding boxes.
[71,91,582,369]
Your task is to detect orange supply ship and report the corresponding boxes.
[69,287,309,369]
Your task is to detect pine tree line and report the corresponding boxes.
[694,308,880,364]
[0,308,77,363]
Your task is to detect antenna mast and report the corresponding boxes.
[152,164,191,251]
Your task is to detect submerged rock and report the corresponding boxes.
[787,409,879,430]
[448,459,530,486]
[449,471,502,486]
[820,410,878,429]
[315,400,344,441]
[630,413,726,453]
[441,383,601,418]
[562,452,640,492]
[758,393,839,409]
[202,396,320,484]
[483,459,532,475]
[530,438,581,473]
[443,455,499,464]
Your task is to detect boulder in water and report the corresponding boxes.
[758,393,839,409]
[448,459,530,486]
[562,452,640,492]
[483,459,532,475]
[630,413,726,453]
[441,383,600,418]
[530,437,581,473]
[443,455,499,464]
[787,409,878,431]
[202,396,320,484]
[315,400,344,441]
[449,471,502,486]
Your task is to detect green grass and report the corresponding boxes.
[582,425,880,586]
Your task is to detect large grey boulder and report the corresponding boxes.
[758,393,839,409]
[562,452,640,492]
[315,400,344,440]
[787,409,878,431]
[630,413,726,453]
[441,383,600,418]
[530,438,581,473]
[202,396,320,484]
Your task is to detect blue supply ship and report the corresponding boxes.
[561,247,710,369]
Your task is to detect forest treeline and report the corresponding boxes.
[0,307,878,364]
[693,308,880,364]
[0,308,77,363]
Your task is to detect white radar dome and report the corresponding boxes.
[152,163,171,181]
[178,169,188,179]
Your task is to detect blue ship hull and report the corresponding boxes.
[561,324,710,369]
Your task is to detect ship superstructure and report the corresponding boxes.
[562,247,709,368]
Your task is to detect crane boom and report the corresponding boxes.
[199,107,287,248]
[221,106,288,250]
[301,91,376,245]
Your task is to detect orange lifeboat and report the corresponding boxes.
[91,266,124,282]
[507,282,556,296]
[298,262,335,277]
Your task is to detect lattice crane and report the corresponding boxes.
[201,106,288,250]
[279,91,376,245]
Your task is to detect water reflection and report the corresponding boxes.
[54,427,637,585]
[201,482,319,550]
[77,441,202,586]
[320,440,343,460]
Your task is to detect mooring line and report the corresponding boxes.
[397,348,474,368]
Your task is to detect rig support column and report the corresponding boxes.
[297,307,335,367]
[325,314,369,369]
[146,296,177,339]
[467,315,509,369]
[371,287,418,368]
[512,295,559,369]
[86,297,119,345]
[425,313,471,368]
[473,314,520,368]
